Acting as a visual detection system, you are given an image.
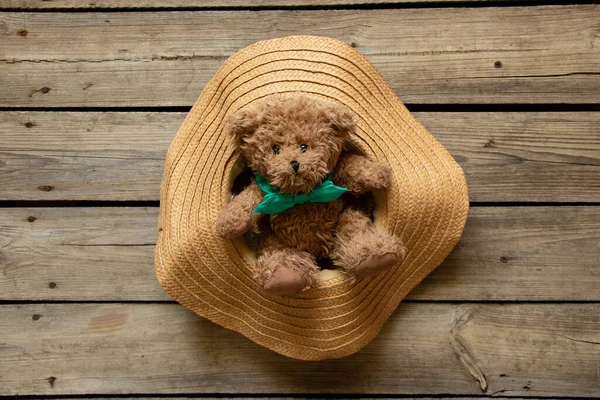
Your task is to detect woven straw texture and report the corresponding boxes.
[155,35,469,361]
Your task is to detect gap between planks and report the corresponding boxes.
[0,0,569,11]
[1,104,599,112]
[0,393,597,399]
[2,201,600,208]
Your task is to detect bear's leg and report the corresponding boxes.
[255,241,319,296]
[332,208,406,277]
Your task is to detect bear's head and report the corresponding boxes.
[226,95,355,194]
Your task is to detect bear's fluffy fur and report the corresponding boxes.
[215,95,406,296]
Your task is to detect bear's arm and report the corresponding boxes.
[215,179,264,239]
[333,153,392,194]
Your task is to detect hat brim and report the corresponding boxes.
[155,36,469,360]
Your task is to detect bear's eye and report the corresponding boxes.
[300,144,308,153]
[272,145,280,155]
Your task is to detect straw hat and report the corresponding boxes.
[155,36,469,360]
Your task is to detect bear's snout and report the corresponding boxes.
[290,160,300,174]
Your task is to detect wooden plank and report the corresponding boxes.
[0,303,598,395]
[0,112,172,200]
[1,112,598,202]
[1,6,599,106]
[0,208,163,301]
[1,206,599,301]
[428,112,600,203]
[414,206,600,301]
[6,7,596,60]
[1,0,542,9]
[4,54,599,106]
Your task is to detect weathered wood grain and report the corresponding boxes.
[0,208,163,301]
[1,206,598,301]
[6,7,596,60]
[1,303,598,395]
[0,112,171,200]
[2,0,543,9]
[430,112,600,202]
[1,112,598,202]
[1,6,598,106]
[414,206,600,301]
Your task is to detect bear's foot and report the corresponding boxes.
[255,245,319,296]
[263,266,307,296]
[333,208,406,277]
[355,252,402,278]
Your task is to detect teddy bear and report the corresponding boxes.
[215,95,406,296]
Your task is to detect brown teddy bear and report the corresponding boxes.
[215,95,406,296]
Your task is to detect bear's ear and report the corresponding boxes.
[225,109,261,148]
[321,102,355,139]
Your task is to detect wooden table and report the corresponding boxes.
[1,1,599,397]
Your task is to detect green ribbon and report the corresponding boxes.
[254,174,347,214]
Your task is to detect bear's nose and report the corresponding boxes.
[290,160,300,173]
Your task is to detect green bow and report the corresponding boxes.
[254,174,347,214]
